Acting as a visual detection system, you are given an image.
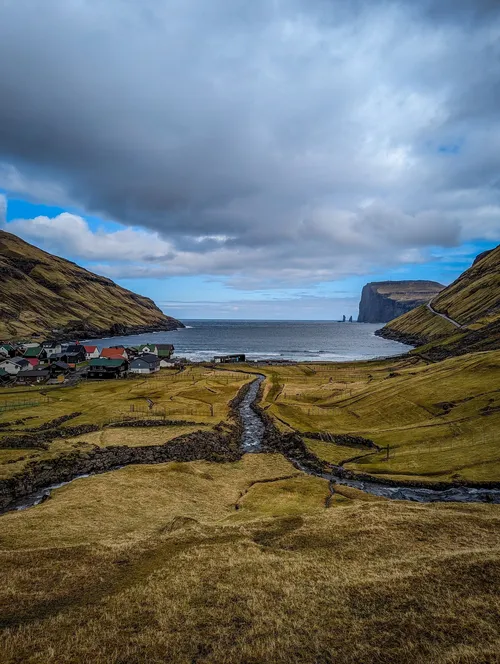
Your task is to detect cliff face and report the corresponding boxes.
[358,281,444,324]
[0,230,184,340]
[378,244,500,359]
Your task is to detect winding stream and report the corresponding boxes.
[239,377,500,504]
[4,375,500,514]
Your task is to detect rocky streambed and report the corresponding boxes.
[3,375,500,514]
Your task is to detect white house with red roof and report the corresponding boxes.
[100,347,129,361]
[84,345,100,360]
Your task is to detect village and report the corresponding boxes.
[0,340,180,386]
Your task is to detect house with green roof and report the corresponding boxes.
[23,345,47,360]
[87,358,128,379]
[135,343,158,355]
[156,344,174,359]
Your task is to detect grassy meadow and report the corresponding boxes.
[0,367,252,479]
[1,353,500,662]
[1,454,500,663]
[252,351,500,483]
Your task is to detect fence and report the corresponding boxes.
[0,398,50,414]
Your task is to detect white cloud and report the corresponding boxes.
[0,0,499,290]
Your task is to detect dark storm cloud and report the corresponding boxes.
[0,0,499,287]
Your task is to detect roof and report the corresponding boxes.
[12,358,30,366]
[89,358,126,368]
[17,370,50,378]
[0,368,8,377]
[157,344,174,357]
[51,361,70,369]
[0,343,13,351]
[101,348,127,358]
[66,344,85,354]
[84,345,98,353]
[131,353,159,365]
[23,346,43,357]
[138,344,157,351]
[26,358,40,367]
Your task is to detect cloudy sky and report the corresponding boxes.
[0,0,499,320]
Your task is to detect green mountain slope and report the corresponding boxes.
[0,230,183,340]
[378,244,500,359]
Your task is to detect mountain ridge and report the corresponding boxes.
[0,230,183,340]
[377,244,500,359]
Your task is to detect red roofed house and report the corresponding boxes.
[84,345,100,360]
[26,358,40,368]
[100,347,129,361]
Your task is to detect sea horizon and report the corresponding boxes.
[86,319,412,363]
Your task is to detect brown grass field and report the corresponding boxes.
[0,367,251,479]
[1,454,500,663]
[254,351,500,483]
[1,356,500,662]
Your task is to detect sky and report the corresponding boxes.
[0,0,499,320]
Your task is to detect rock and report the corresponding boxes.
[358,281,444,324]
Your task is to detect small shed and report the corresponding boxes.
[213,354,246,364]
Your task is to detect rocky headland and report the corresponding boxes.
[357,280,444,324]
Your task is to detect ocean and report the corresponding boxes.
[85,320,412,362]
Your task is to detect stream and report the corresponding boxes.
[5,375,500,513]
[239,377,500,504]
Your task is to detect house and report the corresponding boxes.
[23,346,47,361]
[0,368,11,384]
[84,345,100,360]
[48,361,71,377]
[65,345,87,363]
[16,369,50,385]
[0,358,31,374]
[213,354,246,364]
[41,341,62,358]
[135,344,158,356]
[100,347,129,361]
[26,358,40,368]
[0,344,14,358]
[157,344,174,360]
[19,341,41,351]
[87,358,128,379]
[129,353,161,374]
[160,359,176,369]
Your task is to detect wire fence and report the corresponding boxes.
[0,398,50,414]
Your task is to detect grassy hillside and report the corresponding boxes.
[2,454,500,663]
[252,352,500,483]
[0,230,182,339]
[379,244,500,358]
